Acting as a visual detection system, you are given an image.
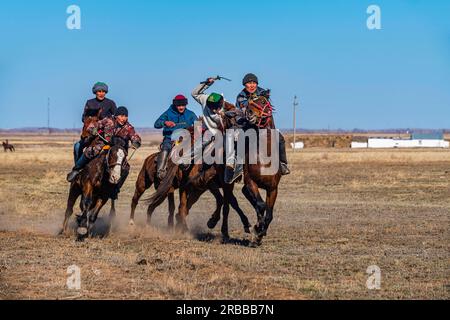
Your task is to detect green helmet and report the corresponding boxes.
[206,93,223,110]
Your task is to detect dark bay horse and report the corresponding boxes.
[62,138,127,241]
[2,140,15,152]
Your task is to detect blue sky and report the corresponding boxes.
[0,0,449,130]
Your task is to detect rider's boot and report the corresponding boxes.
[224,164,235,184]
[73,140,84,165]
[231,163,244,182]
[67,154,90,182]
[279,133,290,175]
[156,149,169,180]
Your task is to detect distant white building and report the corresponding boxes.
[367,138,449,149]
[351,142,368,149]
[290,141,304,149]
[352,131,449,149]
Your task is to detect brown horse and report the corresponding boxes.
[62,138,127,241]
[129,150,241,232]
[2,140,15,152]
[191,97,281,245]
[237,96,282,245]
[145,114,251,239]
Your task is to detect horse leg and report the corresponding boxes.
[76,186,93,241]
[61,183,81,235]
[109,199,116,220]
[221,196,231,241]
[242,182,267,241]
[129,170,149,226]
[176,188,189,233]
[261,188,278,238]
[108,199,116,234]
[146,193,167,226]
[167,192,175,229]
[87,198,106,235]
[227,185,251,234]
[206,186,223,230]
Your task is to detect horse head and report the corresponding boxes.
[105,137,127,184]
[220,101,239,130]
[81,109,101,139]
[246,96,273,128]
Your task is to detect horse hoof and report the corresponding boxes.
[207,218,219,229]
[129,219,135,227]
[77,227,88,235]
[221,234,230,243]
[248,241,258,248]
[244,226,251,234]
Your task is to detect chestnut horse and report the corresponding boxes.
[239,96,282,245]
[129,151,234,231]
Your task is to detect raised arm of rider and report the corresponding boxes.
[191,78,215,107]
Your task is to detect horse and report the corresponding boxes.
[74,109,101,164]
[236,96,282,245]
[2,140,15,152]
[62,137,128,241]
[129,151,236,232]
[144,115,251,239]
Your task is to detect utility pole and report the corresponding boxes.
[47,97,50,134]
[293,96,299,152]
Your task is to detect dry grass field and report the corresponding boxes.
[0,134,449,299]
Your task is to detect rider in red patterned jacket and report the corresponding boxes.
[66,107,142,193]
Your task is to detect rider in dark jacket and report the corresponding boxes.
[74,82,118,163]
[236,73,290,175]
[154,95,198,179]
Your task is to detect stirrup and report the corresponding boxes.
[230,163,243,183]
[67,169,80,183]
[280,163,291,175]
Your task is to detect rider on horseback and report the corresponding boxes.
[67,107,142,200]
[236,73,290,175]
[191,77,237,181]
[154,95,198,180]
[74,82,118,163]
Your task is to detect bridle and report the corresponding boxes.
[104,145,127,174]
[247,96,274,128]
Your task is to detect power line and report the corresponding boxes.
[47,97,50,134]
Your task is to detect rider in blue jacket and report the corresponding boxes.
[154,94,198,179]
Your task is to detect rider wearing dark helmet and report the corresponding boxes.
[236,73,290,175]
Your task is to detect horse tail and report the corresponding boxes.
[144,160,178,206]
